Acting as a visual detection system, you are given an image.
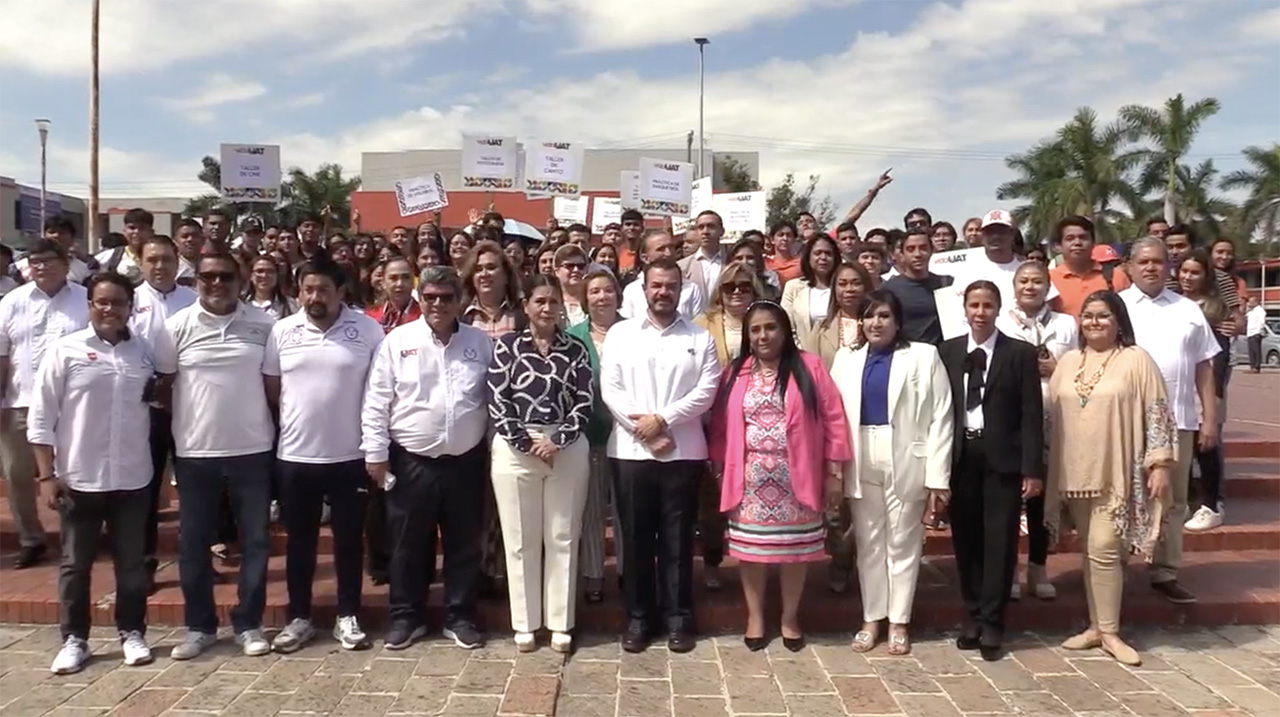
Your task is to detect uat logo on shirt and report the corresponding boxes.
[86,352,98,361]
[400,348,418,358]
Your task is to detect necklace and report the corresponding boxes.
[837,314,860,349]
[754,361,779,379]
[1073,348,1119,407]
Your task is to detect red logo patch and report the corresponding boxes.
[400,349,418,358]
[87,352,98,361]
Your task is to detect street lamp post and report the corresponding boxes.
[35,118,51,232]
[694,37,709,179]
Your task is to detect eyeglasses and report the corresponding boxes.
[27,256,62,268]
[90,298,129,310]
[559,261,586,271]
[420,293,457,304]
[723,282,755,295]
[197,271,237,284]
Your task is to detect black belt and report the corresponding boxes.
[964,429,984,440]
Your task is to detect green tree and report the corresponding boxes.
[1221,144,1280,251]
[181,155,234,221]
[718,156,761,192]
[1174,159,1237,239]
[280,163,362,229]
[765,173,836,230]
[1119,93,1222,224]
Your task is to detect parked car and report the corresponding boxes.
[1231,325,1280,368]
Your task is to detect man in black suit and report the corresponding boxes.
[940,279,1044,661]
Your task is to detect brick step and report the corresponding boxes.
[1,549,1276,632]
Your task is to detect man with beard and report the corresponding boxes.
[600,258,720,653]
[264,254,384,653]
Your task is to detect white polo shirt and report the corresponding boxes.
[264,307,384,463]
[361,320,492,463]
[0,281,90,409]
[152,301,275,458]
[129,281,198,350]
[26,327,153,492]
[599,314,720,462]
[1121,286,1221,431]
[619,279,706,321]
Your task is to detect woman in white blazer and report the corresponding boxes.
[830,289,954,656]
[781,235,839,344]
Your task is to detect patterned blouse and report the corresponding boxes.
[487,330,595,454]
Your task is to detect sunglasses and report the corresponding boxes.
[559,261,586,271]
[420,293,457,304]
[197,271,237,284]
[723,282,755,295]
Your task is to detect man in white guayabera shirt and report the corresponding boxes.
[127,234,197,591]
[0,238,89,570]
[29,273,156,675]
[152,252,277,661]
[264,254,384,654]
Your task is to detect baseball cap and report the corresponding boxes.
[979,209,1014,229]
[241,217,264,233]
[1092,244,1121,263]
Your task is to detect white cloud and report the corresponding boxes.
[1236,5,1280,43]
[154,73,267,116]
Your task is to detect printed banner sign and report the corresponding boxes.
[553,196,590,224]
[393,173,449,217]
[671,177,713,234]
[929,247,984,273]
[220,143,281,202]
[638,158,694,217]
[461,135,518,190]
[620,171,641,211]
[591,197,623,234]
[713,191,766,234]
[523,141,584,198]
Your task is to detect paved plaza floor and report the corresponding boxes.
[2,624,1280,716]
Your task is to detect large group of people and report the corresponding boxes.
[0,193,1254,676]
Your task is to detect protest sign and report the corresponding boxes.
[672,177,713,233]
[393,173,449,217]
[220,143,281,202]
[591,197,623,233]
[638,158,693,217]
[523,141,584,197]
[461,135,518,190]
[553,196,590,224]
[713,190,766,234]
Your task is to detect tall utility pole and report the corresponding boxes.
[88,0,100,252]
[685,130,693,163]
[35,119,50,231]
[694,38,709,178]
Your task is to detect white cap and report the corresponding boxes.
[980,209,1014,229]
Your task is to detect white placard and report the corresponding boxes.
[553,196,590,225]
[672,177,714,234]
[220,143,281,203]
[935,284,968,340]
[929,246,985,275]
[620,171,641,211]
[638,158,694,217]
[591,197,623,234]
[461,134,518,190]
[523,141,584,198]
[393,174,449,217]
[713,191,767,234]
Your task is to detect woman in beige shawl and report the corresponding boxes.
[1045,290,1176,666]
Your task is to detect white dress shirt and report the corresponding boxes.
[963,330,999,430]
[1121,287,1221,431]
[361,320,493,463]
[1246,305,1266,337]
[128,281,198,350]
[264,307,384,463]
[152,301,276,458]
[619,279,706,322]
[599,315,721,462]
[26,327,153,492]
[996,305,1078,402]
[693,251,723,297]
[0,281,90,409]
[177,257,196,282]
[94,246,145,285]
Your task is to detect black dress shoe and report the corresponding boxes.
[956,625,981,651]
[668,630,696,654]
[744,635,769,652]
[13,544,47,570]
[622,621,650,653]
[1152,580,1196,605]
[584,589,604,604]
[782,636,806,653]
[979,643,1003,662]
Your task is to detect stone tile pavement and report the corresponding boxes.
[1,624,1280,716]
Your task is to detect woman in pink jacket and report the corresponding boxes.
[710,301,852,653]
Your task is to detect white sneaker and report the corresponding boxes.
[321,502,331,525]
[1027,564,1057,601]
[236,628,271,657]
[550,632,573,654]
[1184,505,1223,532]
[170,630,216,661]
[1010,581,1022,601]
[515,632,537,653]
[50,636,90,675]
[333,616,370,651]
[269,500,281,523]
[272,618,315,654]
[1019,514,1029,536]
[120,630,153,666]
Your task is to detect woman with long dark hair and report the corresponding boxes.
[802,262,873,367]
[831,290,953,655]
[781,235,838,335]
[708,301,851,651]
[243,255,296,319]
[729,238,781,300]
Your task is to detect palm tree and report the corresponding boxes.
[181,155,228,220]
[1221,144,1280,250]
[1119,93,1221,224]
[997,107,1142,244]
[1175,160,1237,239]
[282,164,362,230]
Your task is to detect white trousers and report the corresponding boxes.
[490,429,590,633]
[851,426,926,624]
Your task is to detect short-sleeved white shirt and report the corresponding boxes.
[128,282,198,350]
[0,282,90,409]
[263,306,384,463]
[1121,287,1221,431]
[152,301,275,458]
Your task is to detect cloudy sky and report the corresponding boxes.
[1,0,1277,230]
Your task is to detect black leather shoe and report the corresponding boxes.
[979,643,1003,662]
[668,630,696,654]
[956,624,981,651]
[744,635,769,652]
[622,621,649,653]
[13,544,47,570]
[1152,580,1196,605]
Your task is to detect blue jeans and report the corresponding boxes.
[175,451,273,634]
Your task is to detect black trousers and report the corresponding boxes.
[1248,334,1263,371]
[365,486,391,581]
[1194,435,1224,510]
[386,442,485,627]
[1024,495,1048,566]
[279,460,368,620]
[60,486,150,640]
[145,406,175,561]
[948,436,1022,639]
[614,459,702,632]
